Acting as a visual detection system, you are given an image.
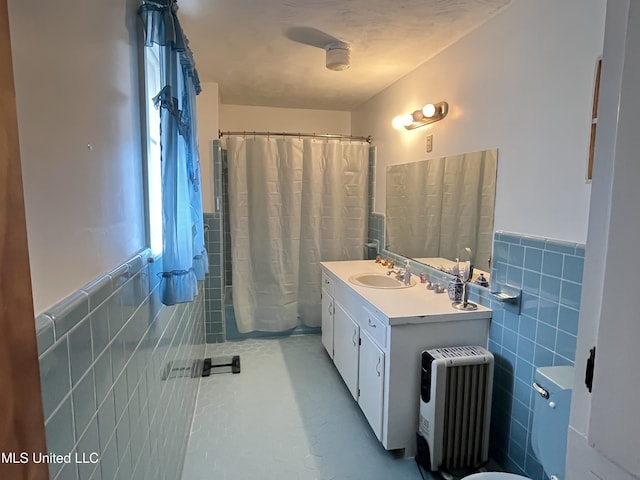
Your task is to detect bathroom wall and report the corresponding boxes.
[8,0,147,314]
[197,82,221,214]
[8,3,208,479]
[352,0,606,245]
[219,104,351,136]
[36,249,205,480]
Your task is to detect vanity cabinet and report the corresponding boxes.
[332,295,386,440]
[321,273,335,358]
[333,302,359,400]
[358,330,385,441]
[320,260,492,457]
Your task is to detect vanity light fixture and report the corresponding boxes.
[392,101,449,130]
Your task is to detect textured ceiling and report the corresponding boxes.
[178,0,512,110]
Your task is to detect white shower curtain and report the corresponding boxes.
[226,136,369,333]
[386,149,496,268]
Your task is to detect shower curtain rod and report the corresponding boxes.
[218,129,371,143]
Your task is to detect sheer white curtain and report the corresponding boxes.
[227,136,369,333]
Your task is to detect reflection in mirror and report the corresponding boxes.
[385,149,497,282]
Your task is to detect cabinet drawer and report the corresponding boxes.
[321,272,334,297]
[359,306,387,349]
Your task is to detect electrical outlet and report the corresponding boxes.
[426,134,433,153]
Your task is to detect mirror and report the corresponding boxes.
[385,149,497,282]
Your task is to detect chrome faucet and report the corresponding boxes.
[387,268,404,280]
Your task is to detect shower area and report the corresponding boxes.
[203,133,375,343]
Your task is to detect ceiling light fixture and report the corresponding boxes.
[392,101,449,130]
[325,42,351,71]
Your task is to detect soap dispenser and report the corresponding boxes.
[476,273,489,287]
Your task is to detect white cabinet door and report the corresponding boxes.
[333,301,359,400]
[321,288,334,358]
[358,330,385,441]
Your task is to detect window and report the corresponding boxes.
[138,1,206,304]
[142,43,163,255]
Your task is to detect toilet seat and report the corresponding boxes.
[463,472,530,479]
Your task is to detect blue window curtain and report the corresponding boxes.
[138,0,208,305]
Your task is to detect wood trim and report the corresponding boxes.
[0,1,49,478]
[587,58,602,181]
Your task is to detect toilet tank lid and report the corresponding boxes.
[535,365,574,391]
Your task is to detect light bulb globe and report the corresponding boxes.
[401,114,414,127]
[392,116,405,129]
[422,103,437,118]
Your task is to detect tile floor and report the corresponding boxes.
[180,334,433,480]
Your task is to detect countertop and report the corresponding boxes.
[321,260,492,326]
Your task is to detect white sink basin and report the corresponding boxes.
[348,273,416,289]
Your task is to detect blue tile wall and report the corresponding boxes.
[202,140,226,343]
[485,232,584,478]
[37,249,205,480]
[367,146,376,217]
[204,210,224,344]
[222,148,232,288]
[367,146,384,256]
[367,145,382,250]
[368,212,385,257]
[481,232,584,480]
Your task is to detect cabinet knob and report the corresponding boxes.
[368,318,377,328]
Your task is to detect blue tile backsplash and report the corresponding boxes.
[37,249,205,480]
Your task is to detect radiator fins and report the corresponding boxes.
[442,363,490,470]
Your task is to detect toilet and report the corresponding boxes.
[465,365,574,480]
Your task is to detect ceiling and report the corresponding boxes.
[178,0,512,111]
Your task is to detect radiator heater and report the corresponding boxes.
[416,345,494,476]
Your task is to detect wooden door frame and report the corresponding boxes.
[0,1,49,478]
